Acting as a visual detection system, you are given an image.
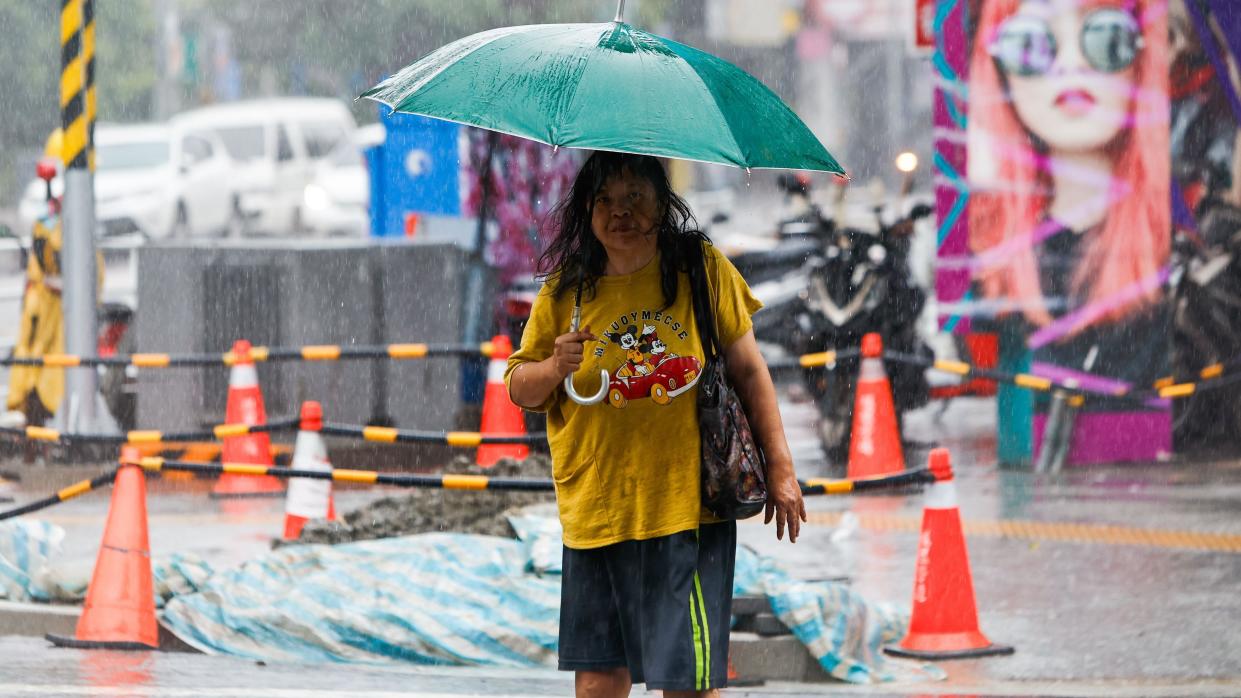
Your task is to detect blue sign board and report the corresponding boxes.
[369,108,461,237]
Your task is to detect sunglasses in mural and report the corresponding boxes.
[989,7,1143,76]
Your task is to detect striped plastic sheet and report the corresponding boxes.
[159,510,941,683]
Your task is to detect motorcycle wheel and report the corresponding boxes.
[816,371,854,471]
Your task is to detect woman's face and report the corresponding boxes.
[589,170,662,258]
[1002,0,1140,154]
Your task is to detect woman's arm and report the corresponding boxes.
[724,329,806,543]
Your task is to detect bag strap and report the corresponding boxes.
[688,241,722,363]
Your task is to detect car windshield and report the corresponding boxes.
[214,126,266,161]
[301,121,347,160]
[97,140,170,171]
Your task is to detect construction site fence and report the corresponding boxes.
[0,459,939,523]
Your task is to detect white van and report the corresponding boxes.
[17,122,238,241]
[175,98,357,235]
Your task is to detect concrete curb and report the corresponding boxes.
[0,600,199,652]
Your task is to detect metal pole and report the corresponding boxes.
[60,0,101,433]
[462,131,498,347]
[614,0,626,22]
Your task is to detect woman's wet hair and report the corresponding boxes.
[538,151,710,308]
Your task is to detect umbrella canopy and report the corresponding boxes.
[361,19,844,174]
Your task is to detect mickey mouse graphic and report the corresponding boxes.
[603,320,701,409]
[604,324,654,378]
[638,325,676,366]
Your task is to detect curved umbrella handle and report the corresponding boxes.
[563,293,608,405]
[565,371,609,405]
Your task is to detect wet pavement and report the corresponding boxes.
[1,390,1240,695]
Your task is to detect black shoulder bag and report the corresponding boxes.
[688,244,768,520]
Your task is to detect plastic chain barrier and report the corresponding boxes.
[0,417,299,446]
[885,348,1241,405]
[0,461,944,522]
[320,423,547,447]
[0,342,504,369]
[1,342,862,373]
[133,457,939,497]
[0,470,116,521]
[765,348,859,371]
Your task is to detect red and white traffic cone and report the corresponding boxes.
[477,335,528,467]
[47,446,158,650]
[282,401,335,540]
[212,339,283,497]
[847,333,904,479]
[885,448,1014,660]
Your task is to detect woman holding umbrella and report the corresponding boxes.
[363,4,843,694]
[505,151,805,696]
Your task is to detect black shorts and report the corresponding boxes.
[558,522,736,691]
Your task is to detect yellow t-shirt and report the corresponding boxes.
[505,243,762,549]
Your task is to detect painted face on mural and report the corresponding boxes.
[997,0,1141,154]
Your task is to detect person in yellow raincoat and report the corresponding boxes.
[5,209,66,427]
[3,130,103,428]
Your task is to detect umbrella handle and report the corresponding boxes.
[564,302,609,405]
[565,371,609,405]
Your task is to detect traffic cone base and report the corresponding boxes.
[884,634,1014,660]
[847,334,904,478]
[885,449,1013,661]
[477,335,529,467]
[49,450,158,651]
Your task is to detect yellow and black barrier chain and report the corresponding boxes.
[320,423,547,447]
[0,342,504,369]
[0,461,940,523]
[801,467,935,495]
[884,349,1241,405]
[133,457,934,498]
[765,348,858,371]
[0,469,115,522]
[0,342,862,373]
[0,417,299,446]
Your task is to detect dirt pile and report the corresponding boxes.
[293,455,555,545]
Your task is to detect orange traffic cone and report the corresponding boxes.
[283,401,336,540]
[212,339,283,497]
[847,333,904,479]
[885,448,1014,660]
[48,446,158,650]
[477,334,529,467]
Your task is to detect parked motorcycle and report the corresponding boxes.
[1168,171,1241,455]
[750,188,933,465]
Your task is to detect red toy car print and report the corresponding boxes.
[606,356,702,408]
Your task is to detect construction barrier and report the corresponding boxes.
[0,341,503,368]
[0,417,298,446]
[0,341,860,372]
[0,458,943,524]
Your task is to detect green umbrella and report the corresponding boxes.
[360,2,843,174]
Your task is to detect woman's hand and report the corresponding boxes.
[551,326,597,378]
[764,461,806,543]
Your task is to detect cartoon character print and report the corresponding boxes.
[604,322,700,409]
[603,325,654,378]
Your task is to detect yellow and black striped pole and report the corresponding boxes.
[83,0,97,171]
[60,0,104,431]
[60,0,88,170]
